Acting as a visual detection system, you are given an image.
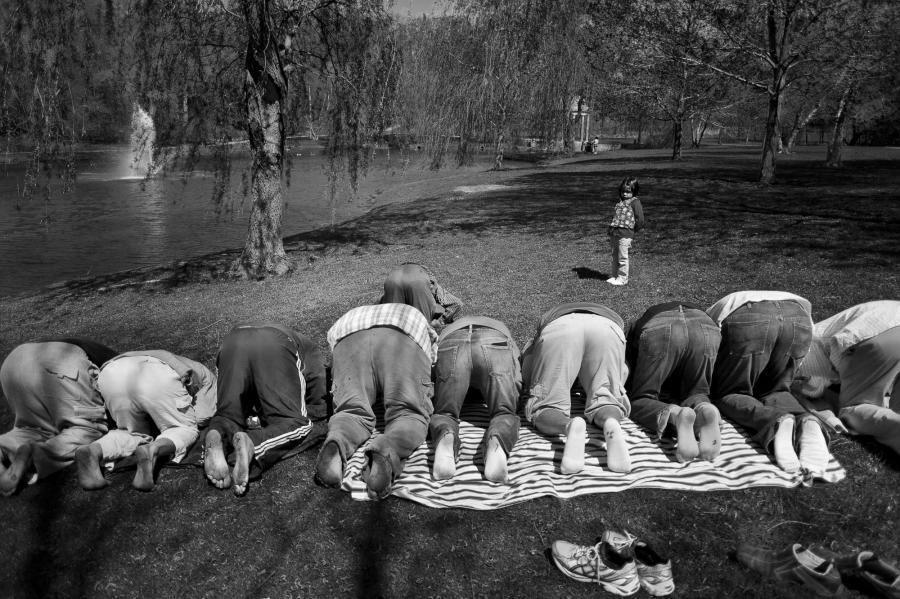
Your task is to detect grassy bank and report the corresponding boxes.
[1,144,898,598]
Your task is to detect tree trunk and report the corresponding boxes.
[825,86,853,168]
[691,116,709,148]
[456,135,474,167]
[671,119,683,160]
[785,101,820,154]
[236,0,291,278]
[760,88,781,184]
[760,4,787,185]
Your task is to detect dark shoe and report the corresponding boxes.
[633,540,675,597]
[364,451,393,500]
[736,543,845,597]
[827,550,900,599]
[314,441,343,488]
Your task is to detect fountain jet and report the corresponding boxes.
[127,104,156,178]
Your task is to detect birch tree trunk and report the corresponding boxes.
[825,86,853,168]
[784,101,820,154]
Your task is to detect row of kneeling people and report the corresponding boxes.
[1,264,897,500]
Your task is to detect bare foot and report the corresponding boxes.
[203,430,231,489]
[561,417,586,474]
[75,444,109,491]
[314,441,344,487]
[672,406,699,463]
[133,445,157,492]
[1,443,34,496]
[232,432,254,497]
[604,418,632,473]
[432,433,456,480]
[365,452,393,500]
[483,436,508,483]
[133,439,175,492]
[695,403,722,461]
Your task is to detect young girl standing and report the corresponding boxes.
[607,177,645,285]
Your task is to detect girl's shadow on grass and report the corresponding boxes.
[572,266,609,280]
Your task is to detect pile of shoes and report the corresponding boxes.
[736,542,900,598]
[551,528,675,597]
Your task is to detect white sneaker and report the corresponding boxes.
[607,278,627,286]
[551,540,641,596]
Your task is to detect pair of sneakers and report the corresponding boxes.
[551,529,675,597]
[738,542,900,598]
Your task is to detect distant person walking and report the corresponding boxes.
[607,177,644,286]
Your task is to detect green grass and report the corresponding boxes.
[1,144,898,598]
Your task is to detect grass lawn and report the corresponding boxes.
[0,144,898,598]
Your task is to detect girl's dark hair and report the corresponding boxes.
[619,176,639,196]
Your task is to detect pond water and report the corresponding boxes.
[0,143,462,297]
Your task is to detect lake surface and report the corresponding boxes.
[0,143,473,297]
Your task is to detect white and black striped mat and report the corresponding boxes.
[341,403,846,510]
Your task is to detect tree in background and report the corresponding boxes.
[133,0,398,278]
[818,1,900,167]
[396,0,593,168]
[1,1,129,207]
[681,0,894,183]
[589,0,743,160]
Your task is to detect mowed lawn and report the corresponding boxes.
[0,145,898,598]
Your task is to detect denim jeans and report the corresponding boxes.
[0,342,108,478]
[327,327,434,481]
[609,235,632,282]
[209,326,316,476]
[523,313,629,433]
[628,306,720,436]
[430,324,521,456]
[711,300,816,451]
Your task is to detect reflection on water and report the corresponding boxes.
[0,144,412,296]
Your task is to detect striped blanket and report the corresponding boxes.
[340,402,846,510]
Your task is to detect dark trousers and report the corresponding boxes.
[210,326,311,476]
[326,328,433,480]
[628,306,720,436]
[429,325,520,456]
[711,300,816,451]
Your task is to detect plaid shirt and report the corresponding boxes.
[327,303,439,363]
